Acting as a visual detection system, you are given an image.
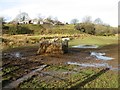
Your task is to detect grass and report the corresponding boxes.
[69,35,118,47]
[2,34,118,53]
[2,66,19,74]
[19,64,118,88]
[19,65,99,88]
[83,70,118,88]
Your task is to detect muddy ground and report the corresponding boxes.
[3,44,118,67]
[2,44,119,88]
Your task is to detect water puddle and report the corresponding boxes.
[0,68,2,71]
[67,62,110,68]
[11,52,21,58]
[67,62,119,71]
[90,52,114,61]
[14,52,21,58]
[110,68,120,71]
[72,45,98,48]
[3,52,25,59]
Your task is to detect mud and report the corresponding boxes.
[2,44,118,69]
[2,44,119,87]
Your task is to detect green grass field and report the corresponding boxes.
[69,36,118,47]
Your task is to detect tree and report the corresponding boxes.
[53,17,58,22]
[75,23,95,35]
[0,17,6,24]
[0,17,3,23]
[22,16,25,21]
[94,18,103,25]
[14,12,30,22]
[46,16,53,21]
[46,16,56,24]
[37,13,44,21]
[37,13,45,24]
[70,19,79,25]
[82,16,92,23]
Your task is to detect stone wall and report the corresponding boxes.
[37,38,68,55]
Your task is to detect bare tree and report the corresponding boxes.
[46,16,53,21]
[0,17,4,22]
[37,13,44,21]
[0,17,6,24]
[82,16,92,23]
[14,12,30,22]
[70,18,79,25]
[94,18,103,25]
[53,17,58,22]
[46,16,55,24]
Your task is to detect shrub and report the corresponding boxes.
[8,25,33,35]
[17,26,33,34]
[75,23,95,35]
[95,24,116,36]
[8,25,17,35]
[75,23,117,36]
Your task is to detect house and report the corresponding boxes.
[29,19,43,24]
[18,20,29,24]
[13,12,64,25]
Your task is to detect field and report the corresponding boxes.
[1,34,119,89]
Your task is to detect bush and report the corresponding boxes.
[95,24,117,36]
[75,23,95,35]
[8,25,17,35]
[2,25,9,30]
[17,26,33,34]
[8,25,33,35]
[75,23,117,36]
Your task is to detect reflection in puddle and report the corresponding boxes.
[110,68,120,71]
[72,45,98,48]
[67,62,119,71]
[67,62,111,68]
[3,52,26,60]
[0,68,2,71]
[15,52,21,58]
[90,52,114,61]
[11,52,21,58]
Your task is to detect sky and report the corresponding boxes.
[0,0,119,27]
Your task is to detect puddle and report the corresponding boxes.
[67,62,111,68]
[90,52,114,61]
[0,68,2,71]
[14,52,21,58]
[72,45,98,48]
[67,62,119,71]
[11,52,21,58]
[110,68,120,71]
[3,52,23,59]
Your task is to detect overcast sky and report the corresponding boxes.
[0,0,119,27]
